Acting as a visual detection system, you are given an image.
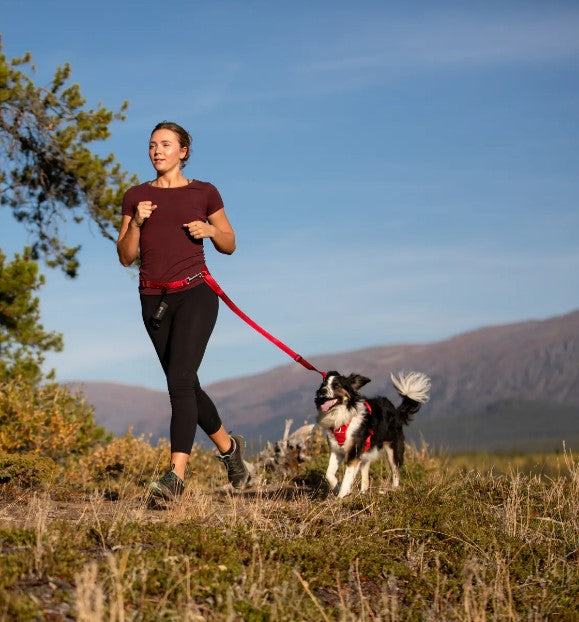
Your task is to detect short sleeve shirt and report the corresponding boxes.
[121,180,224,294]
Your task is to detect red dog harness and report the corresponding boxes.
[332,402,374,452]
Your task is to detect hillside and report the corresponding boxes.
[1,446,576,619]
[77,309,579,451]
[406,399,579,453]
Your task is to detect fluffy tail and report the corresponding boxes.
[390,371,431,423]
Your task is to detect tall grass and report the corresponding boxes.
[0,439,576,620]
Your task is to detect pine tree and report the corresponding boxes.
[0,248,63,383]
[0,36,137,276]
[0,36,137,382]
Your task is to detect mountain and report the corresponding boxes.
[76,309,579,452]
[406,399,579,454]
[71,382,170,439]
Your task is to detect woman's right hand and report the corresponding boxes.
[133,201,157,227]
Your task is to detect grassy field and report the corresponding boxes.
[0,436,577,621]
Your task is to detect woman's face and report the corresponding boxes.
[149,129,187,174]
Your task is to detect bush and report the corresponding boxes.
[79,432,225,489]
[0,450,57,488]
[0,377,108,461]
[79,431,171,483]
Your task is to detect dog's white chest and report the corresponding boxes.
[328,413,365,454]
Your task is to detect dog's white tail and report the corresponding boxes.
[390,371,431,403]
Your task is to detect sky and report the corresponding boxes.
[1,0,578,390]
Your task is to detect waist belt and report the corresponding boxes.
[139,272,204,291]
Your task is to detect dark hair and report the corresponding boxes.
[151,121,192,168]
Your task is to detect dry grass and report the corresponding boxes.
[0,440,577,621]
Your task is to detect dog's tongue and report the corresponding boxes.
[320,399,338,412]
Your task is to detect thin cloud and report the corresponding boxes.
[294,9,579,77]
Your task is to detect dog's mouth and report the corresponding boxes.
[317,398,339,413]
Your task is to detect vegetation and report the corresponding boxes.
[0,36,135,277]
[0,249,63,384]
[0,377,108,462]
[0,37,131,503]
[0,34,576,621]
[0,36,136,385]
[0,433,576,621]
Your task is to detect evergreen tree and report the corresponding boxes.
[0,248,63,383]
[0,36,137,276]
[0,36,137,382]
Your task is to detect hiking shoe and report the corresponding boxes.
[149,469,184,501]
[217,435,251,489]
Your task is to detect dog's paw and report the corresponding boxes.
[378,484,400,494]
[326,476,338,489]
[337,485,354,498]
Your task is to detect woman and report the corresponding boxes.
[117,121,250,500]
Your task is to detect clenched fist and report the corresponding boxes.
[133,201,157,227]
[183,220,216,240]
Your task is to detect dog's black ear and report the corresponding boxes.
[347,374,371,391]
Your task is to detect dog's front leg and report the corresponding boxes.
[338,459,360,498]
[325,450,341,494]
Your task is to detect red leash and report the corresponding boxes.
[140,271,325,376]
[201,270,325,377]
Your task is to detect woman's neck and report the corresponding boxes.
[152,171,189,188]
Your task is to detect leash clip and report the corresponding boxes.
[186,272,204,284]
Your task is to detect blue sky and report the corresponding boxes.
[1,1,578,389]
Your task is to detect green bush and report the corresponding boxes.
[0,450,57,488]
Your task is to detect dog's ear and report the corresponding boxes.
[347,374,371,391]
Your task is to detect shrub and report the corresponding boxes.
[0,377,108,461]
[0,450,57,488]
[79,430,171,483]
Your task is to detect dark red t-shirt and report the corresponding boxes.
[121,180,224,294]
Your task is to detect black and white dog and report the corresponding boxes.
[315,371,431,498]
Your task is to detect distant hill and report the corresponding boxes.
[76,309,579,453]
[406,399,579,454]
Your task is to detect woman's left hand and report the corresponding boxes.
[183,220,216,239]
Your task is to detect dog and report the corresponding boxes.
[315,370,431,497]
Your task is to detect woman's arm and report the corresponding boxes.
[117,215,140,266]
[183,208,236,255]
[117,201,157,266]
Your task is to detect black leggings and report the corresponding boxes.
[141,283,222,454]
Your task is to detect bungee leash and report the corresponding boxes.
[140,270,326,377]
[201,270,325,377]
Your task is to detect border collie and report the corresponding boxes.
[315,371,431,498]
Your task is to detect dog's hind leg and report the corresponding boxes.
[325,450,341,494]
[338,459,361,498]
[384,445,400,489]
[360,458,371,493]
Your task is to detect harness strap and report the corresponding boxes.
[201,270,325,377]
[332,402,374,452]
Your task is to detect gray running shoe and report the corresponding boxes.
[150,469,184,501]
[217,435,251,489]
